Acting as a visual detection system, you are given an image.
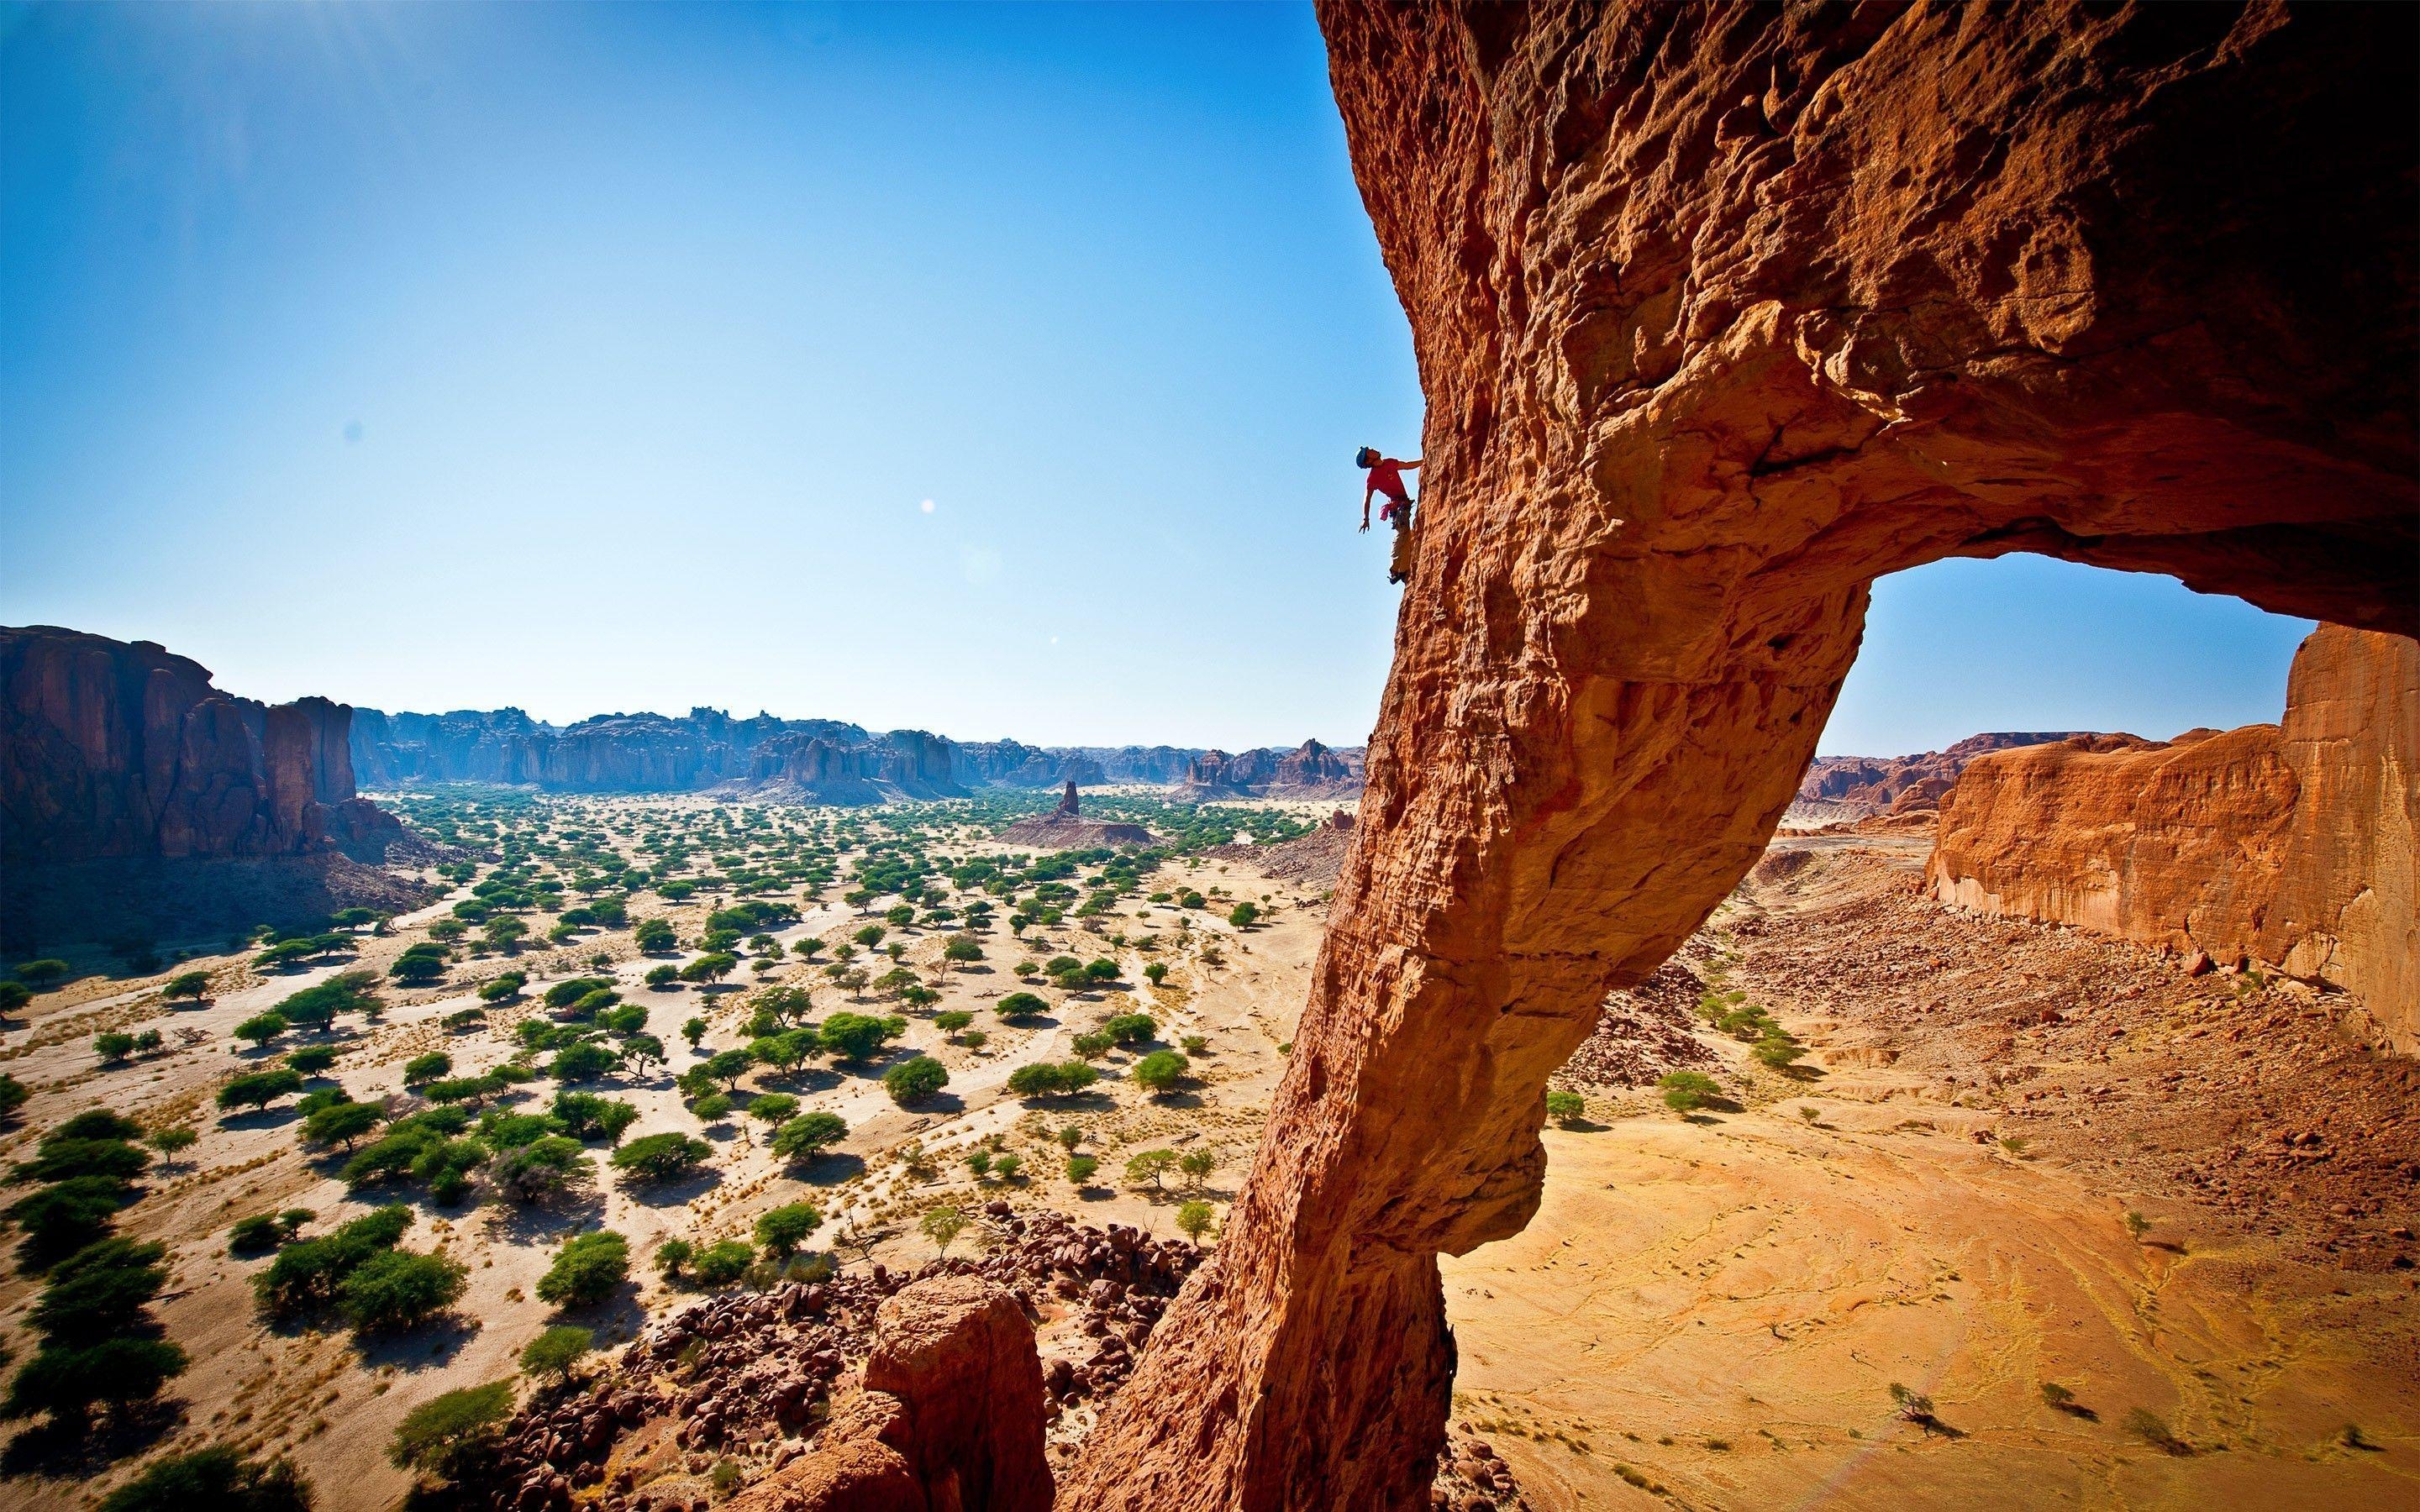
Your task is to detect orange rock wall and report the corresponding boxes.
[1931,627,2418,1048]
[1065,5,2419,1507]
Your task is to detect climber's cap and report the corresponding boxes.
[1355,447,1378,468]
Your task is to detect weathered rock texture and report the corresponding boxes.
[1791,731,2087,822]
[1931,626,2417,1049]
[2,625,397,865]
[1184,739,1365,798]
[1063,5,2419,1508]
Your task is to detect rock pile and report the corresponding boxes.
[996,784,1156,850]
[1555,962,1718,1091]
[471,1210,1201,1512]
[1207,806,1356,889]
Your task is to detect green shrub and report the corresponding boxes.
[1129,1050,1187,1093]
[535,1232,629,1308]
[772,1111,848,1162]
[1658,1070,1720,1113]
[339,1248,466,1332]
[218,1068,306,1111]
[97,1446,311,1512]
[1102,1013,1155,1044]
[754,1203,822,1259]
[610,1132,712,1184]
[691,1240,754,1287]
[389,1379,514,1479]
[1544,1090,1586,1126]
[520,1325,594,1383]
[883,1056,949,1105]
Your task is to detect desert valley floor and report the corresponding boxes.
[1,795,2413,1510]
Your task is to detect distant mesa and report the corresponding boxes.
[1184,738,1364,799]
[1788,732,2090,825]
[351,704,1350,803]
[997,781,1156,849]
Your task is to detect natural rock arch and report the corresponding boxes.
[1063,4,2417,1508]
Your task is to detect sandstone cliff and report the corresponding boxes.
[2,625,397,865]
[1930,627,2417,1049]
[1063,6,2420,1508]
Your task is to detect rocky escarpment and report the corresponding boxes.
[713,729,964,805]
[1063,5,2419,1509]
[956,742,1202,789]
[351,708,869,792]
[1931,625,2417,1051]
[356,708,1242,801]
[1183,739,1365,798]
[1791,732,2088,823]
[2,625,398,864]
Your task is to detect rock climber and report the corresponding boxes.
[1356,446,1423,585]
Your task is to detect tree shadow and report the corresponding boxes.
[903,1093,965,1116]
[619,1168,723,1208]
[546,1282,649,1344]
[216,1106,302,1132]
[786,1152,865,1187]
[0,1398,184,1479]
[488,1185,608,1244]
[354,1311,483,1373]
[1145,1090,1206,1110]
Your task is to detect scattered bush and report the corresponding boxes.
[339,1248,467,1333]
[390,1379,515,1482]
[691,1240,754,1287]
[218,1068,306,1112]
[611,1131,712,1184]
[520,1325,595,1383]
[535,1231,629,1308]
[1129,1050,1188,1094]
[97,1446,311,1512]
[754,1203,823,1259]
[883,1055,950,1105]
[1658,1070,1720,1114]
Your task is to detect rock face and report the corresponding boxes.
[1792,732,2089,822]
[1064,6,2419,1509]
[1184,739,1365,798]
[1,625,398,865]
[1930,626,2417,1049]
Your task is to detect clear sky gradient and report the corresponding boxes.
[0,2,2314,754]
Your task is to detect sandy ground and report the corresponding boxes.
[1444,845,2419,1510]
[0,798,1320,1509]
[5,801,2412,1510]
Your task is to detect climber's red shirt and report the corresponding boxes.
[1365,459,1410,503]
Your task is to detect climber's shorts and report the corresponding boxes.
[1387,501,1415,579]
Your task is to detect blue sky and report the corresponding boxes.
[0,2,2312,753]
